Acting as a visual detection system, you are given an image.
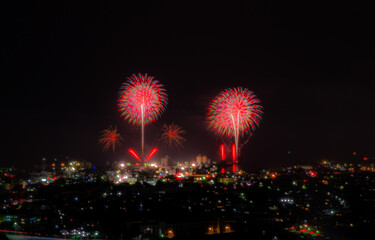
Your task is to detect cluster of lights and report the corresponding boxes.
[61,228,99,238]
[280,198,294,204]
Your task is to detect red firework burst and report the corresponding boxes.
[98,125,123,153]
[118,73,167,125]
[207,87,263,137]
[161,123,186,149]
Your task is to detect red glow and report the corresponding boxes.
[232,164,237,172]
[363,157,368,161]
[353,152,357,155]
[146,148,158,162]
[300,229,324,237]
[161,123,186,149]
[221,168,225,174]
[128,149,141,161]
[232,144,236,162]
[220,144,225,161]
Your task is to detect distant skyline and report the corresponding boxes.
[2,1,374,170]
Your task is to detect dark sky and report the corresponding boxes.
[2,1,374,170]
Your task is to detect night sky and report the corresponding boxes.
[2,1,374,170]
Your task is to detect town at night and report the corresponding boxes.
[2,1,374,240]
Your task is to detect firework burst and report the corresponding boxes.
[207,87,263,137]
[118,73,167,125]
[161,123,186,149]
[118,73,167,161]
[207,87,263,166]
[98,125,123,153]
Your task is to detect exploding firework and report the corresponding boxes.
[118,73,167,125]
[207,87,263,166]
[98,125,123,153]
[118,73,167,161]
[161,123,186,149]
[207,87,263,137]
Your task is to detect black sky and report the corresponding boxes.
[2,1,374,170]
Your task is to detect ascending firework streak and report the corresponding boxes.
[207,87,263,168]
[118,73,167,161]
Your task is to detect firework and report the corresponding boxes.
[161,123,186,149]
[118,73,167,160]
[98,125,123,153]
[128,148,141,161]
[207,87,263,137]
[118,73,167,125]
[146,148,158,162]
[207,87,263,167]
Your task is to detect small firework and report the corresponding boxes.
[161,123,186,149]
[98,125,123,153]
[118,73,167,126]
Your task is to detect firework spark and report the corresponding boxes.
[161,123,186,149]
[118,73,167,126]
[98,125,123,153]
[146,148,158,162]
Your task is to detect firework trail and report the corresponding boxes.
[98,125,123,153]
[118,73,167,160]
[161,123,186,149]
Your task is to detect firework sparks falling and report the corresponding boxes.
[98,125,123,153]
[161,123,186,149]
